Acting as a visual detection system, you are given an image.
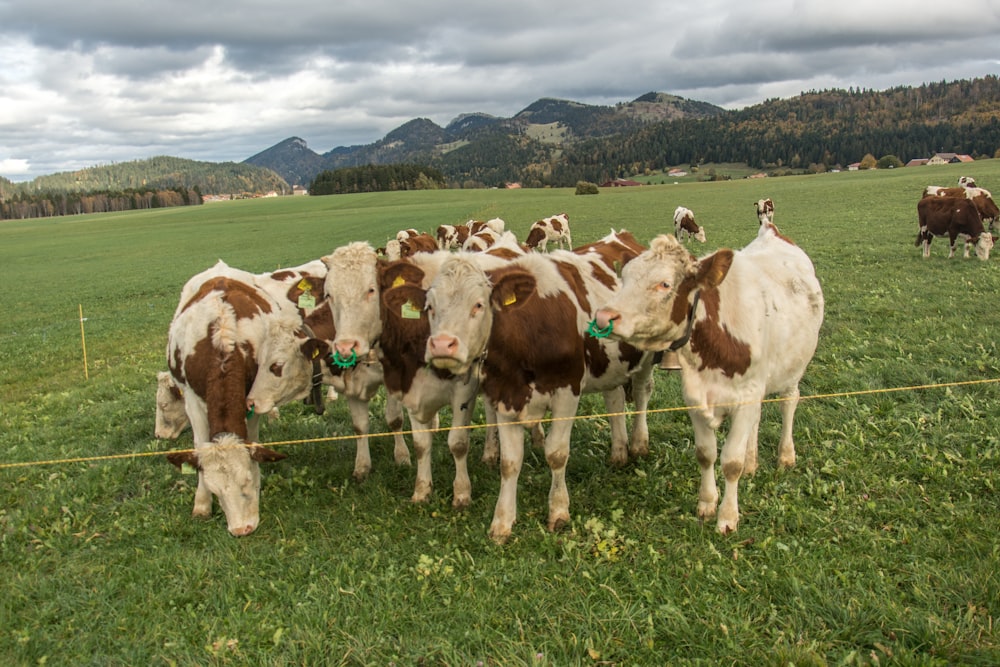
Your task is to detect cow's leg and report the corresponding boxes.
[185,397,213,518]
[744,417,760,475]
[482,399,499,466]
[347,396,372,481]
[628,361,655,459]
[490,415,525,543]
[545,390,580,533]
[603,387,629,466]
[448,384,477,509]
[692,410,719,522]
[922,238,931,258]
[777,386,800,468]
[717,403,762,534]
[384,394,410,466]
[409,412,438,503]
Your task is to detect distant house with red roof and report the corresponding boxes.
[600,178,642,187]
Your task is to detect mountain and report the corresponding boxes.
[246,93,725,187]
[245,78,1000,189]
[17,156,290,196]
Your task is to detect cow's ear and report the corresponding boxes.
[696,249,734,288]
[166,450,199,469]
[490,270,536,310]
[383,285,427,321]
[379,261,425,291]
[301,337,329,361]
[249,445,287,463]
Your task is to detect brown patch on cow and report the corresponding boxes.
[181,277,273,319]
[690,288,752,378]
[552,261,592,314]
[484,290,584,412]
[763,223,796,245]
[524,227,546,249]
[188,324,257,439]
[380,284,456,394]
[379,260,426,292]
[486,246,522,260]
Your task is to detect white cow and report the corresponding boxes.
[594,224,824,534]
[754,198,774,226]
[525,213,572,251]
[673,206,706,243]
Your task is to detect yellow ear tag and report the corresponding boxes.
[311,347,320,359]
[297,279,312,291]
[503,293,517,307]
[181,462,197,475]
[401,300,421,319]
[392,275,406,288]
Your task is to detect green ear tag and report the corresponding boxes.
[297,291,316,309]
[181,462,197,475]
[401,300,421,319]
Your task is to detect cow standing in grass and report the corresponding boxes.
[915,196,994,260]
[673,206,706,243]
[594,224,824,534]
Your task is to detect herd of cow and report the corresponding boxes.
[916,175,998,260]
[153,199,828,543]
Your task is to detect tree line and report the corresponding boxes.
[309,164,446,195]
[0,187,202,221]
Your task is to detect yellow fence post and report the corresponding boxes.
[79,304,89,380]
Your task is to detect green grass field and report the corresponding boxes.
[1,162,999,665]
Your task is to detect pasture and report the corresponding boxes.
[1,161,999,665]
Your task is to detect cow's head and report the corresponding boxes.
[975,233,994,261]
[246,313,327,417]
[754,199,774,225]
[166,434,286,537]
[322,242,383,364]
[423,255,499,375]
[155,371,189,439]
[594,234,732,352]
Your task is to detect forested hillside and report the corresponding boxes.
[551,77,1000,185]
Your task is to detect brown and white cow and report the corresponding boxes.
[396,228,420,243]
[925,186,999,232]
[165,267,290,536]
[594,224,824,534]
[321,242,485,509]
[436,224,471,250]
[385,232,440,260]
[243,295,412,481]
[421,245,655,543]
[915,195,994,260]
[754,198,774,226]
[673,206,706,243]
[462,228,503,252]
[155,371,189,439]
[525,213,572,252]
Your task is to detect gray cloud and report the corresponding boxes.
[1,0,997,181]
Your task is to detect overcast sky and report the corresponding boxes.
[2,1,998,182]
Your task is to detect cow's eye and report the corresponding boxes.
[657,281,671,291]
[472,301,483,314]
[270,362,284,377]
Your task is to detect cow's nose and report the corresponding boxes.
[335,340,358,357]
[428,334,458,357]
[595,309,619,330]
[230,523,257,537]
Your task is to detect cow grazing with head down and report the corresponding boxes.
[421,242,655,543]
[462,228,504,252]
[673,206,706,243]
[915,195,994,260]
[165,264,291,536]
[322,242,486,509]
[754,198,774,226]
[525,213,572,252]
[594,223,824,534]
[925,186,999,232]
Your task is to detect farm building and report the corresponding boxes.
[926,152,974,165]
[600,178,642,187]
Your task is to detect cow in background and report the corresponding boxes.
[155,371,189,439]
[673,206,706,243]
[916,196,994,260]
[924,186,999,232]
[754,198,774,226]
[594,224,824,534]
[525,213,572,251]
